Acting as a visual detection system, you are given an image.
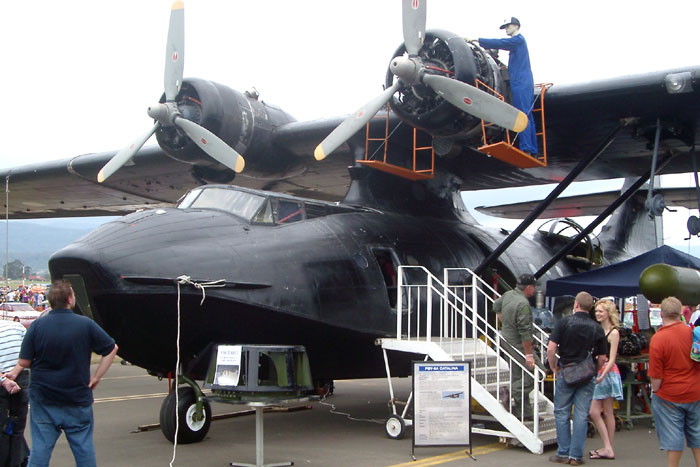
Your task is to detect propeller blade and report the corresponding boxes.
[164,1,185,102]
[98,123,159,183]
[315,81,402,161]
[174,117,245,173]
[422,74,528,132]
[402,0,427,55]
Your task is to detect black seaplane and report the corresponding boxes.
[1,1,699,443]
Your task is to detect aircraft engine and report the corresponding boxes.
[385,30,506,138]
[154,78,296,174]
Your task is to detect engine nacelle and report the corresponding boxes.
[385,29,507,139]
[154,78,298,180]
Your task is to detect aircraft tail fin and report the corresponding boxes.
[596,180,662,262]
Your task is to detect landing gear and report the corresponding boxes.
[159,386,212,444]
[385,415,406,440]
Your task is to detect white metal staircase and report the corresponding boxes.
[377,266,556,454]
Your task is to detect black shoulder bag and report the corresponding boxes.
[558,318,597,386]
[559,353,596,386]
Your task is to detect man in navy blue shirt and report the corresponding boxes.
[477,17,538,156]
[12,280,118,467]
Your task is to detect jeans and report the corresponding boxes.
[651,394,700,451]
[28,400,96,467]
[0,370,29,466]
[554,376,595,461]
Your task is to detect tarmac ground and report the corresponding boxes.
[25,362,699,466]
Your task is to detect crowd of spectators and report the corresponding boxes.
[0,286,47,310]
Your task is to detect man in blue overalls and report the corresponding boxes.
[478,17,538,155]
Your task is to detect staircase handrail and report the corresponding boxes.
[397,265,546,387]
[396,265,551,444]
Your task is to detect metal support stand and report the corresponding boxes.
[230,405,293,467]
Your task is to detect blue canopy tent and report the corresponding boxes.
[545,245,700,298]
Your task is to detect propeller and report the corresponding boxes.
[97,1,245,183]
[314,0,528,160]
[402,0,426,55]
[315,81,402,161]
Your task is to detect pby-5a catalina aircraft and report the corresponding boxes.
[2,0,699,443]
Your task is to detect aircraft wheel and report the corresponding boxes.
[160,387,212,444]
[385,415,406,440]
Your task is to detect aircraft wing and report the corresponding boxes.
[476,187,700,219]
[0,147,196,219]
[1,67,698,219]
[0,116,377,219]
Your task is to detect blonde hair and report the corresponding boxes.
[594,299,620,327]
[660,296,682,319]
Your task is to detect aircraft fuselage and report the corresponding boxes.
[49,179,580,383]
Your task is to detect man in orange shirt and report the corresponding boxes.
[648,296,700,467]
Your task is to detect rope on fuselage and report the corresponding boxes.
[169,275,226,467]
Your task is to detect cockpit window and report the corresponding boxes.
[177,188,203,209]
[252,199,274,224]
[275,200,303,224]
[177,186,364,225]
[179,187,266,221]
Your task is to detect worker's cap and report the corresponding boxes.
[500,17,521,29]
[517,273,538,286]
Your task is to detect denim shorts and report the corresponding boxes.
[651,394,700,451]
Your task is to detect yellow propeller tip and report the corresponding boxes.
[171,0,184,11]
[314,145,326,161]
[513,112,528,133]
[235,157,245,173]
[97,170,105,184]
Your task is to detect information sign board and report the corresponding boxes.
[412,361,471,449]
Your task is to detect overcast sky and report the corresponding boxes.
[1,0,699,250]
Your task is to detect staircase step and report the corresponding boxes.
[523,415,556,432]
[473,369,510,386]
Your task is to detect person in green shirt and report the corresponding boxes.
[493,273,537,419]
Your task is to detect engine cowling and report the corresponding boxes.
[154,78,298,179]
[385,29,507,139]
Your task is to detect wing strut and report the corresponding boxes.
[473,119,633,278]
[535,157,674,278]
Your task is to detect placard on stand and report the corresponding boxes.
[412,361,473,460]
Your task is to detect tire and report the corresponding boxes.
[385,415,406,440]
[160,387,212,444]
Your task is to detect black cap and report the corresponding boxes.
[517,273,538,286]
[500,17,521,29]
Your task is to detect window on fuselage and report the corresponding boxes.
[177,188,203,209]
[252,199,274,224]
[180,187,266,222]
[178,186,361,226]
[274,200,303,224]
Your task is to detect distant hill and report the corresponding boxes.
[0,217,117,275]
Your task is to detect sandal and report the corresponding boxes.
[590,450,615,460]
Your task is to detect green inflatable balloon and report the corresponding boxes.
[639,263,700,305]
